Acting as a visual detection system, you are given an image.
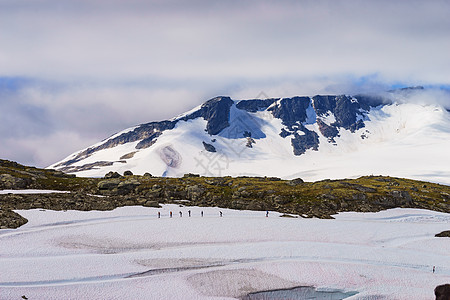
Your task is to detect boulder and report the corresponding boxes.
[0,174,30,189]
[117,179,140,192]
[123,170,133,176]
[97,179,121,190]
[144,200,160,208]
[389,190,412,205]
[202,141,217,152]
[104,171,121,179]
[287,178,304,186]
[183,173,200,178]
[435,284,450,300]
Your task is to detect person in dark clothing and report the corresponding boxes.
[219,211,223,217]
[179,211,182,217]
[158,212,160,218]
[188,210,191,217]
[170,211,172,218]
[201,211,204,217]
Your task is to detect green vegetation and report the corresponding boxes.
[1,159,449,229]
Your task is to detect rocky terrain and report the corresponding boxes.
[1,159,449,229]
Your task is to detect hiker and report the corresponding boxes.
[158,212,160,218]
[220,211,223,217]
[266,211,269,217]
[433,266,436,273]
[170,211,172,218]
[179,211,182,217]
[201,211,204,217]
[188,210,191,217]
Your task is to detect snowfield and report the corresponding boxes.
[0,206,449,299]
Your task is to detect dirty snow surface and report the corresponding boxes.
[0,206,449,299]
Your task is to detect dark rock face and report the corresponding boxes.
[56,161,123,174]
[317,119,339,142]
[55,120,177,168]
[200,96,234,135]
[312,95,337,116]
[267,97,321,156]
[123,170,133,176]
[268,97,311,127]
[435,284,450,300]
[334,95,359,130]
[202,141,217,152]
[236,98,278,113]
[180,96,234,135]
[291,129,320,155]
[313,94,367,135]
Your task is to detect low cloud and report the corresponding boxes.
[389,88,450,110]
[1,0,450,167]
[0,0,449,84]
[0,82,209,167]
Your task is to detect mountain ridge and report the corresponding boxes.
[49,89,450,184]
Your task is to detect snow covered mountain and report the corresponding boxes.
[49,88,450,184]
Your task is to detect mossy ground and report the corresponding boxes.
[1,159,449,229]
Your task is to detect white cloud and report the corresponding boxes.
[1,0,450,167]
[0,0,449,84]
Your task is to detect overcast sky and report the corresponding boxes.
[1,0,450,168]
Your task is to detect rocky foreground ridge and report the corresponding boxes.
[1,159,449,229]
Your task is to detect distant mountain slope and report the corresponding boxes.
[49,89,450,184]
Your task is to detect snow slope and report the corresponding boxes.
[0,206,449,299]
[49,93,450,185]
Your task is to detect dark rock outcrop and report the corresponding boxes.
[435,230,450,238]
[56,161,124,173]
[104,171,121,179]
[287,178,304,186]
[236,98,278,113]
[316,119,339,142]
[117,179,140,193]
[0,174,31,189]
[435,284,450,300]
[202,141,217,153]
[334,95,360,130]
[98,179,121,190]
[56,121,177,168]
[201,96,234,135]
[313,94,367,136]
[268,97,311,127]
[291,129,320,155]
[312,95,337,116]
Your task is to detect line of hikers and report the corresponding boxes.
[156,210,270,218]
[156,210,221,218]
